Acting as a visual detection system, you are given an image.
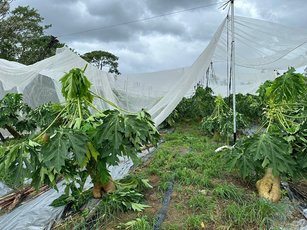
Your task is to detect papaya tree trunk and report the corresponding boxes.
[93,181,103,199]
[87,161,116,199]
[92,178,116,199]
[4,125,22,139]
[256,167,281,203]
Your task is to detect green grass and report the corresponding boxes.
[184,214,207,229]
[223,198,286,229]
[188,194,216,213]
[36,120,293,229]
[117,216,153,230]
[213,183,245,203]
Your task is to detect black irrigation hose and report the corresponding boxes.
[153,177,175,230]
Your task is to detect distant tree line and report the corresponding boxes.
[0,0,120,74]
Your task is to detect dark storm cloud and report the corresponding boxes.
[12,0,224,41]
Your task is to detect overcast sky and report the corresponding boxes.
[11,0,307,74]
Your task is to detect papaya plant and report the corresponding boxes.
[0,93,36,139]
[224,67,307,202]
[201,95,247,141]
[0,65,160,201]
[224,93,262,125]
[175,85,216,121]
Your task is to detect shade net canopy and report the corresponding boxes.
[1,15,307,230]
[1,16,307,127]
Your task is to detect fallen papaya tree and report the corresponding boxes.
[0,65,160,206]
[223,68,307,203]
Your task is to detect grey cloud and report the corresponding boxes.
[9,0,307,73]
[144,0,220,14]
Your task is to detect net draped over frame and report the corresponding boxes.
[1,16,307,126]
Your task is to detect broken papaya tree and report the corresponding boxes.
[0,65,160,206]
[224,67,307,202]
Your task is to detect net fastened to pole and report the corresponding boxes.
[230,0,237,144]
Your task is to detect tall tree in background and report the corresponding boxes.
[0,0,11,19]
[0,5,63,64]
[82,50,121,75]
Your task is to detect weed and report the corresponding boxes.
[223,202,248,227]
[188,194,216,213]
[199,176,214,188]
[213,183,244,203]
[222,198,286,229]
[184,214,206,229]
[163,223,183,230]
[117,216,152,229]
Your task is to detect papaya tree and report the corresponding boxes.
[224,67,307,202]
[201,95,247,142]
[0,66,159,200]
[0,93,36,139]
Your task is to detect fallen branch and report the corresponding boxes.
[0,185,49,211]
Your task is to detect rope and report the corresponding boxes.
[58,1,228,38]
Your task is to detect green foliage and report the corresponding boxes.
[224,68,307,180]
[0,6,63,64]
[225,93,263,124]
[268,67,307,103]
[52,176,152,229]
[223,199,285,229]
[0,93,35,137]
[0,67,160,202]
[257,80,273,103]
[176,85,215,121]
[82,50,120,75]
[159,109,179,128]
[225,133,296,179]
[0,0,10,19]
[188,194,216,212]
[213,183,244,203]
[51,183,91,212]
[92,109,159,167]
[201,95,247,139]
[117,216,152,229]
[116,176,153,192]
[28,102,63,130]
[184,214,206,229]
[60,66,93,103]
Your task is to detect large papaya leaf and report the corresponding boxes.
[223,138,256,179]
[42,130,70,172]
[93,110,159,166]
[246,133,296,176]
[269,67,307,103]
[66,131,88,166]
[60,67,93,102]
[93,110,126,165]
[0,140,40,187]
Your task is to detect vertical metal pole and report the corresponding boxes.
[231,0,237,143]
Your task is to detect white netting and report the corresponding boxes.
[1,15,307,229]
[1,16,307,126]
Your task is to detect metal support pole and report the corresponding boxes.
[231,0,236,143]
